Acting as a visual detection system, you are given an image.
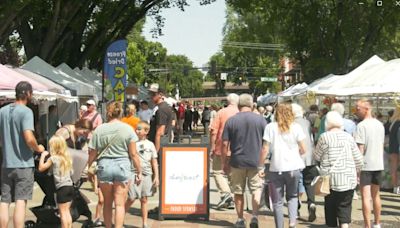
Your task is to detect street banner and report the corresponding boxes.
[103,39,127,102]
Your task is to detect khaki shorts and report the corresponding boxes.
[230,167,263,195]
[128,175,154,200]
[212,155,223,171]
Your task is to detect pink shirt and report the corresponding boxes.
[210,105,239,155]
[81,111,103,129]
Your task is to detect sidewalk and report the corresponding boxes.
[18,177,400,227]
[14,130,400,227]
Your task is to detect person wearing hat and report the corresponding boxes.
[0,81,45,228]
[147,84,173,153]
[81,99,102,130]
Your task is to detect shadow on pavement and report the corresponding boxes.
[183,219,234,227]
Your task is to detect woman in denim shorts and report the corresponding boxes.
[88,101,142,228]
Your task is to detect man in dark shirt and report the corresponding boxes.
[222,93,267,228]
[148,84,173,153]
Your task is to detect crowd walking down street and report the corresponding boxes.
[1,82,400,228]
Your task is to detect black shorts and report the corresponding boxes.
[360,171,382,186]
[324,189,354,227]
[56,186,74,204]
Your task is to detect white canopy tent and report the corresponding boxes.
[315,58,400,96]
[279,82,308,97]
[11,67,71,95]
[0,90,79,125]
[307,55,386,96]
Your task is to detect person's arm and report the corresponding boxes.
[258,141,269,177]
[210,129,217,154]
[357,144,365,155]
[155,125,166,152]
[87,148,97,168]
[298,140,306,155]
[259,141,269,167]
[209,112,220,154]
[351,140,364,170]
[354,124,366,154]
[128,140,142,184]
[38,151,52,172]
[221,140,230,174]
[23,130,45,153]
[151,158,159,187]
[313,134,325,161]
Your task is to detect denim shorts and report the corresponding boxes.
[97,157,133,184]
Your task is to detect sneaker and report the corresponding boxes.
[308,204,316,222]
[250,216,258,228]
[216,193,233,209]
[93,218,104,227]
[227,200,235,209]
[372,224,381,228]
[234,219,246,228]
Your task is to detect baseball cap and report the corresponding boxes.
[148,83,165,94]
[86,99,96,106]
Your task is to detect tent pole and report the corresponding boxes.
[348,96,352,118]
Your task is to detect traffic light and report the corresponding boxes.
[183,66,189,76]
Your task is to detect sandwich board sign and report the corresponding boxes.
[159,145,209,220]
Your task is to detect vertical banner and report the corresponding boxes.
[104,40,128,102]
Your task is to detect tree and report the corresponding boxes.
[206,5,282,95]
[0,0,216,68]
[227,0,400,82]
[164,55,204,98]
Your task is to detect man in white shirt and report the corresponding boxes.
[354,99,385,228]
[138,100,153,123]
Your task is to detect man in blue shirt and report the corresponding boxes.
[222,94,267,228]
[0,81,45,228]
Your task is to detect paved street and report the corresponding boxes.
[6,133,400,227]
[11,174,400,227]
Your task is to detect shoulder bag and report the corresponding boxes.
[311,154,342,197]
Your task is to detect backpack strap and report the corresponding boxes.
[91,113,99,124]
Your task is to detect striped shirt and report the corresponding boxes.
[314,130,363,192]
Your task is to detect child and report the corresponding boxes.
[125,121,159,228]
[39,135,74,228]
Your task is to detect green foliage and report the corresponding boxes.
[227,0,400,82]
[0,0,216,69]
[125,24,203,98]
[127,42,146,84]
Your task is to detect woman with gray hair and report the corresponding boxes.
[291,103,318,222]
[314,111,363,228]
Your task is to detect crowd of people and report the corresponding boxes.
[0,81,399,228]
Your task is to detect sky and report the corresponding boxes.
[143,0,226,68]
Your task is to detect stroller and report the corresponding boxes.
[25,149,93,228]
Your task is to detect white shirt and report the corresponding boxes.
[263,122,306,172]
[138,109,153,123]
[354,118,384,171]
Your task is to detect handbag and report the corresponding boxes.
[87,134,118,175]
[311,175,331,197]
[311,154,342,197]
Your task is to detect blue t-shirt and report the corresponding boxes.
[222,111,267,168]
[0,104,35,168]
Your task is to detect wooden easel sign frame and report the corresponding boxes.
[159,144,209,221]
